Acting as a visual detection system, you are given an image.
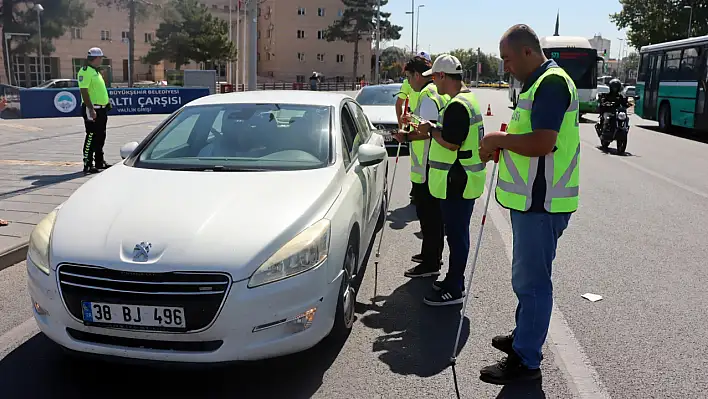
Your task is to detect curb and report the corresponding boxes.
[0,241,28,272]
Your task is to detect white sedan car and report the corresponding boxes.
[355,83,404,151]
[26,91,389,363]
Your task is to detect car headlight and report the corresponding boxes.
[248,219,331,288]
[27,209,58,275]
[617,112,627,120]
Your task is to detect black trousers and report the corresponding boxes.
[412,182,444,267]
[81,104,108,168]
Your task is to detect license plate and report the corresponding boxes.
[81,301,186,329]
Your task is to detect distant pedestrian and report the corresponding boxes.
[77,47,112,175]
[478,24,580,385]
[309,72,320,90]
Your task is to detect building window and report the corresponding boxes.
[121,31,129,40]
[296,75,305,83]
[267,29,272,38]
[317,30,326,40]
[336,54,344,63]
[71,28,82,39]
[101,30,111,41]
[297,30,305,39]
[223,5,229,11]
[317,53,325,62]
[297,7,305,15]
[297,52,305,62]
[212,4,217,9]
[267,52,272,61]
[318,8,325,16]
[144,32,153,43]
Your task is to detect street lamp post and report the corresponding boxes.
[415,4,424,53]
[405,1,414,55]
[684,5,693,37]
[34,4,45,84]
[617,37,625,80]
[375,0,381,84]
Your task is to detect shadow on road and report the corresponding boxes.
[0,331,347,399]
[22,171,85,187]
[636,124,708,145]
[387,201,416,230]
[595,145,635,157]
[357,278,470,378]
[496,380,546,398]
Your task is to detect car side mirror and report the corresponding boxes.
[120,141,139,159]
[358,143,387,167]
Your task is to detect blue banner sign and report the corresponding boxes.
[19,87,210,118]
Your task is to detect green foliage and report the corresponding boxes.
[0,0,93,56]
[95,0,155,23]
[325,0,402,79]
[143,0,236,69]
[432,48,504,81]
[611,0,707,48]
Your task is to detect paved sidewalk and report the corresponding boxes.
[0,114,166,269]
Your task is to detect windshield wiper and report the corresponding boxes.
[174,166,267,172]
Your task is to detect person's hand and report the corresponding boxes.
[88,108,97,121]
[480,131,506,153]
[393,131,406,143]
[400,113,413,125]
[479,148,495,163]
[416,121,433,135]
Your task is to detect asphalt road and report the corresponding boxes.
[1,88,708,398]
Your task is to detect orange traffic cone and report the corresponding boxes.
[486,104,493,116]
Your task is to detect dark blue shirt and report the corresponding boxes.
[521,59,571,213]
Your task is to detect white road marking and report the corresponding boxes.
[487,202,612,399]
[0,317,39,360]
[580,140,708,200]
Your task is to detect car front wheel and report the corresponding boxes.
[330,235,358,340]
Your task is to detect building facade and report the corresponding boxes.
[0,0,372,87]
[589,34,612,59]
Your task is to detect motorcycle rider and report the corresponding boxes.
[596,78,629,132]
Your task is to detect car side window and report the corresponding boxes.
[348,102,372,142]
[341,104,360,160]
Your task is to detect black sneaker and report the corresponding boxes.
[97,162,112,169]
[404,264,440,278]
[479,353,542,385]
[432,280,467,296]
[492,332,545,360]
[423,287,463,306]
[83,166,99,175]
[411,254,443,265]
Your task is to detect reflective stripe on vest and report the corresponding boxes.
[409,85,446,184]
[496,68,580,213]
[427,91,487,200]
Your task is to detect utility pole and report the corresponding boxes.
[415,4,424,53]
[128,0,136,87]
[375,0,381,84]
[228,0,232,85]
[410,0,415,55]
[247,0,257,90]
[242,0,247,88]
[475,47,480,83]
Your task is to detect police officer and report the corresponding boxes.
[78,47,111,174]
[478,24,580,385]
[394,55,449,279]
[414,54,486,306]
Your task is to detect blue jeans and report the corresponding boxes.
[439,198,476,293]
[510,210,571,369]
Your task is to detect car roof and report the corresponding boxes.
[186,90,353,107]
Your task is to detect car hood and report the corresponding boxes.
[360,105,397,125]
[50,163,341,281]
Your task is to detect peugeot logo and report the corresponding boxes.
[132,241,152,262]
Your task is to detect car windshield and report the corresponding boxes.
[134,103,332,171]
[355,85,402,106]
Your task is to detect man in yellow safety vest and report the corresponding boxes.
[394,55,450,279]
[412,54,487,307]
[478,24,580,385]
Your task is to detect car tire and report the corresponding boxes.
[330,234,358,341]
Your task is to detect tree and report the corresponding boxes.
[620,52,639,81]
[96,0,161,87]
[441,48,503,81]
[144,0,236,70]
[325,0,402,80]
[611,0,708,49]
[0,0,92,84]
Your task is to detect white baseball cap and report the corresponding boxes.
[88,47,105,57]
[417,51,432,62]
[422,54,463,76]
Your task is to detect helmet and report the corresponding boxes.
[608,79,622,94]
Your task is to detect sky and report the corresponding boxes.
[380,0,635,57]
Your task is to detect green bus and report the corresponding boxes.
[636,36,708,131]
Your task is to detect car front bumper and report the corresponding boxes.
[27,257,341,363]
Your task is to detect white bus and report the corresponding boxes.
[508,36,604,115]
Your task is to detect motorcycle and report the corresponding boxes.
[595,100,629,155]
